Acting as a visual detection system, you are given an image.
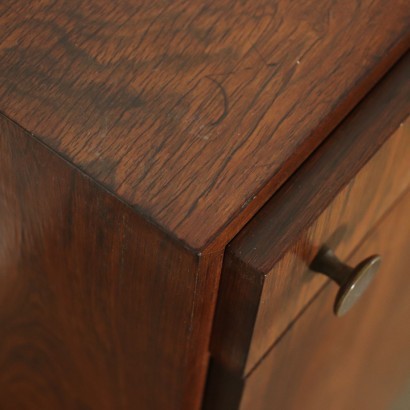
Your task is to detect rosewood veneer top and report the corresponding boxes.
[0,0,408,251]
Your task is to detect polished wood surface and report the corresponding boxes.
[205,192,410,410]
[211,56,410,375]
[0,0,408,250]
[0,115,223,409]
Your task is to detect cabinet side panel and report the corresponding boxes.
[0,116,220,409]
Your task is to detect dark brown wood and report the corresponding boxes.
[1,4,409,409]
[0,0,408,251]
[0,115,223,409]
[205,191,410,410]
[210,55,410,376]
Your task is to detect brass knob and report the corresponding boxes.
[311,246,381,317]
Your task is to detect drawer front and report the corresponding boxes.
[205,191,410,410]
[210,55,410,375]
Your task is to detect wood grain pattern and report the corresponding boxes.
[0,0,409,250]
[210,55,410,376]
[205,191,410,410]
[0,114,223,410]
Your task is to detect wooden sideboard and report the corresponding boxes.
[0,1,409,409]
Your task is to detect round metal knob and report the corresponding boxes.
[311,246,381,317]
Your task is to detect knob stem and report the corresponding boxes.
[311,247,352,286]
